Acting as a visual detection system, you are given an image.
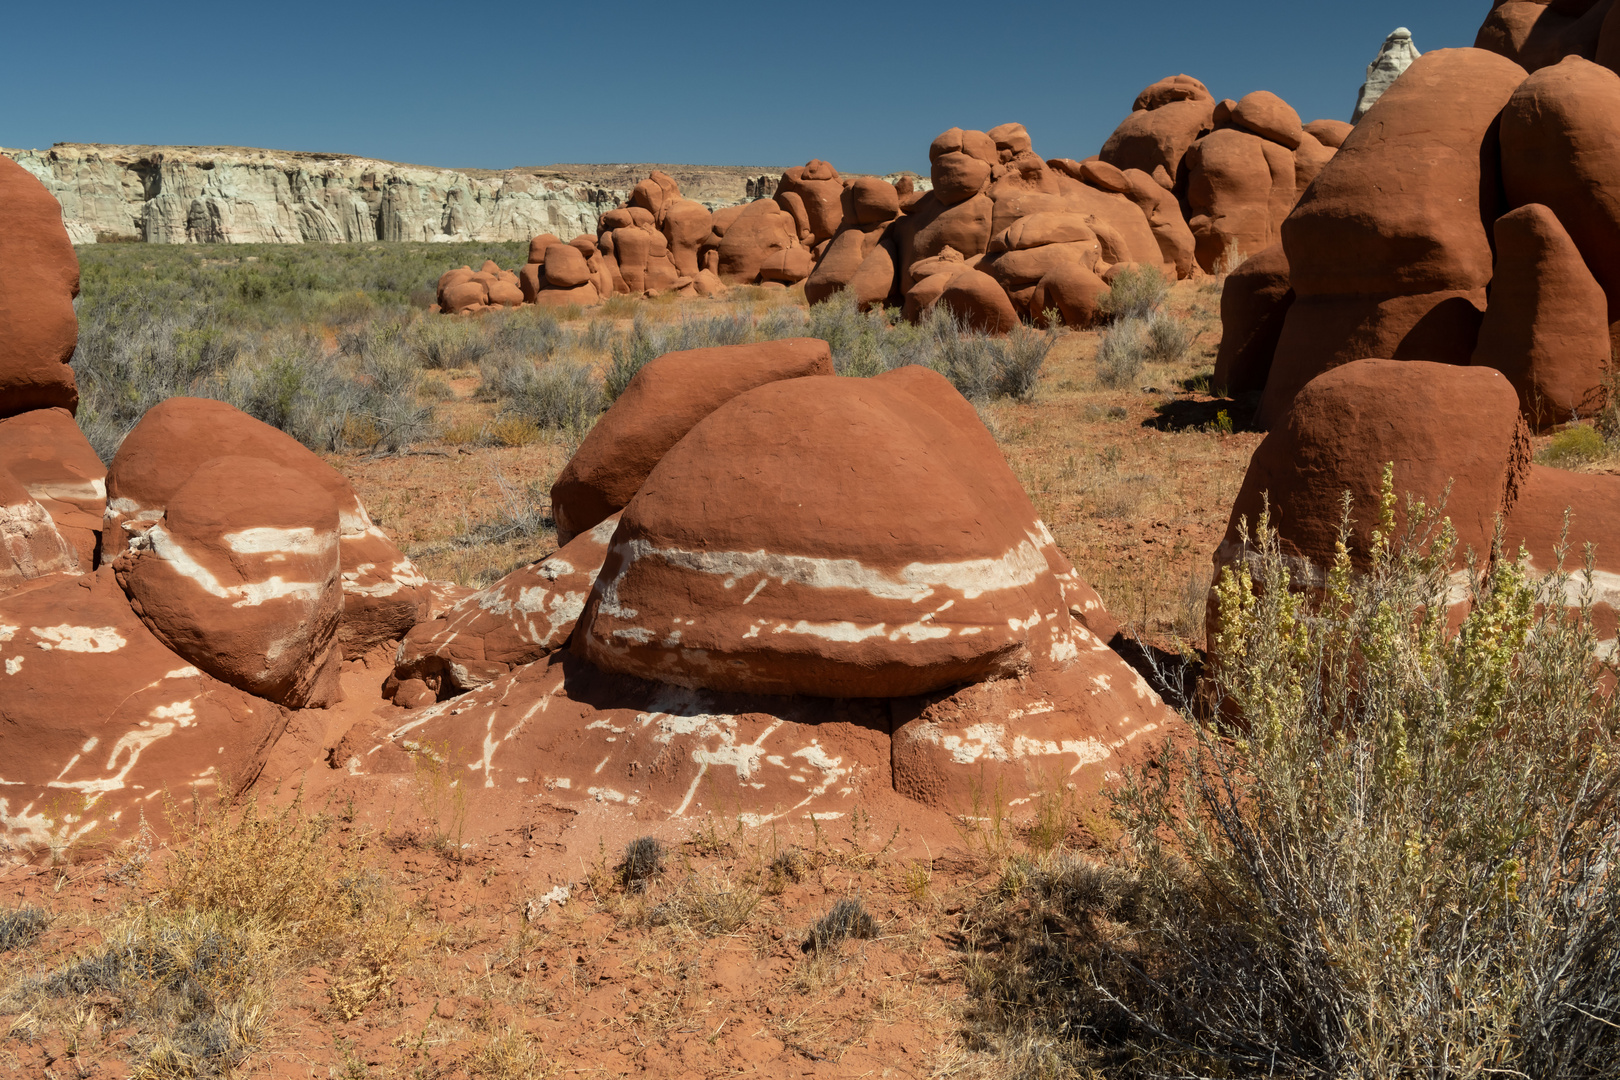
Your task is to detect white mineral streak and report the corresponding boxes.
[136,524,324,609]
[911,720,1113,775]
[30,625,125,652]
[2,144,621,245]
[223,526,335,558]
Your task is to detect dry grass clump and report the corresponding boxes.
[805,898,876,954]
[3,793,408,1078]
[959,470,1620,1079]
[618,836,665,893]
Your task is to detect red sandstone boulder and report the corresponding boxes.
[776,161,845,244]
[0,158,80,419]
[544,244,590,288]
[0,470,79,593]
[1304,119,1353,149]
[105,399,427,651]
[1478,0,1614,71]
[0,407,106,568]
[1099,97,1215,180]
[941,269,1022,334]
[0,568,287,843]
[1032,263,1110,327]
[896,193,995,294]
[575,368,1093,697]
[1500,57,1620,344]
[662,199,713,278]
[846,176,901,225]
[1119,168,1197,278]
[716,201,799,284]
[1260,48,1528,427]
[551,340,834,543]
[527,234,561,264]
[394,512,620,698]
[1214,245,1294,396]
[1184,128,1296,273]
[1230,90,1304,149]
[1133,74,1214,111]
[114,457,342,708]
[1218,360,1528,589]
[1500,465,1620,654]
[1471,203,1611,429]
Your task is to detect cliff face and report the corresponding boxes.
[0,144,629,245]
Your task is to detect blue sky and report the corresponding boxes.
[4,1,1482,174]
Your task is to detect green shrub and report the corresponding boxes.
[488,358,603,434]
[964,469,1620,1078]
[1540,423,1609,467]
[1097,264,1167,322]
[1142,309,1192,364]
[1094,317,1146,389]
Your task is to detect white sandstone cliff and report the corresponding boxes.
[0,144,625,245]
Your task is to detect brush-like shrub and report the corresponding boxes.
[1097,265,1167,322]
[964,469,1620,1078]
[806,898,877,953]
[1540,423,1608,467]
[619,837,664,893]
[1094,317,1146,389]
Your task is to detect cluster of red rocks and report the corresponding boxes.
[372,337,1176,821]
[436,78,1340,330]
[1211,12,1620,659]
[1,164,1179,845]
[0,159,439,845]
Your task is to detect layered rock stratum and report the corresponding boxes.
[0,144,802,245]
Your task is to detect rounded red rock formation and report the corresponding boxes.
[395,512,621,697]
[1303,119,1354,149]
[1218,360,1529,588]
[551,340,835,544]
[1099,98,1215,180]
[544,244,590,288]
[0,407,106,569]
[575,368,1092,697]
[1230,90,1304,149]
[1471,203,1611,429]
[1500,465,1620,654]
[115,457,342,709]
[1032,263,1110,327]
[0,469,80,593]
[1261,48,1527,426]
[105,398,427,651]
[0,567,287,843]
[941,269,1022,334]
[1133,74,1214,111]
[1214,245,1294,396]
[776,161,845,244]
[1500,56,1620,340]
[1184,128,1296,273]
[0,158,81,418]
[716,200,799,284]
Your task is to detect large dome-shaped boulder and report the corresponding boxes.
[1214,245,1294,396]
[104,398,427,651]
[0,158,80,419]
[0,568,287,845]
[113,457,343,709]
[1217,360,1529,587]
[1499,56,1620,348]
[575,368,1088,697]
[1470,203,1611,429]
[0,407,106,568]
[1100,96,1215,180]
[1260,48,1528,427]
[550,339,834,544]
